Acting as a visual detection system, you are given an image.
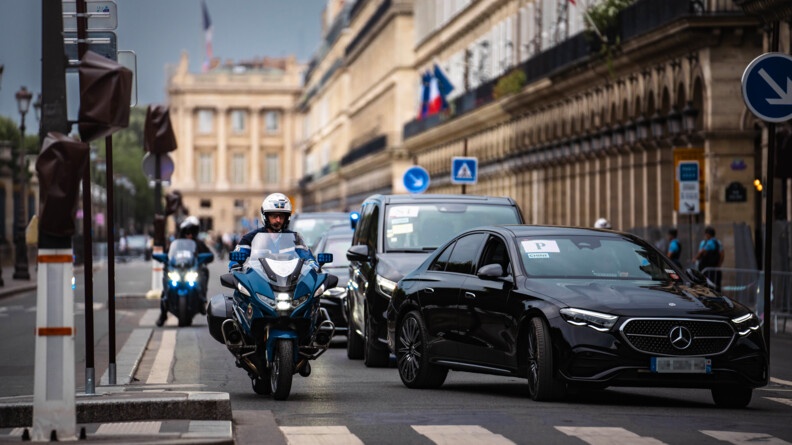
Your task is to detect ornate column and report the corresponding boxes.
[183,106,196,188]
[249,107,262,188]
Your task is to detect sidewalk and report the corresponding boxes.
[0,261,235,444]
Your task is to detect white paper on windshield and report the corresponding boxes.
[526,253,550,259]
[391,217,410,225]
[389,206,420,218]
[391,223,414,235]
[522,240,560,253]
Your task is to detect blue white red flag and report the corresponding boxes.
[417,71,431,119]
[202,1,213,72]
[427,64,454,116]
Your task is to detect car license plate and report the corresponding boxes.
[650,357,711,374]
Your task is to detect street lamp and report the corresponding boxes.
[13,86,32,280]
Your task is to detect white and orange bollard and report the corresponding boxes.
[147,245,164,300]
[32,249,77,441]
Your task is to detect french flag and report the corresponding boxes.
[202,1,213,72]
[427,64,454,116]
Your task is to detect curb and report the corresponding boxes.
[0,391,232,428]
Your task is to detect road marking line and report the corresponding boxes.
[412,425,515,445]
[280,426,364,445]
[96,421,161,435]
[771,377,792,387]
[147,330,176,384]
[701,430,792,445]
[765,397,792,407]
[555,426,667,445]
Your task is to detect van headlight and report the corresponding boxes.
[376,275,397,298]
[560,308,618,332]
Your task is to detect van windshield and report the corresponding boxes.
[384,203,520,252]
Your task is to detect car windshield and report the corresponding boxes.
[385,203,521,251]
[518,235,679,281]
[291,215,349,247]
[126,235,148,249]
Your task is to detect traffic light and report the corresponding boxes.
[754,179,763,192]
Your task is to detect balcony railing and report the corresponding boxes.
[403,0,748,141]
[341,134,388,167]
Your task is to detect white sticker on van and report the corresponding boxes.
[391,223,414,235]
[391,218,410,225]
[389,206,420,218]
[521,240,560,253]
[526,253,550,259]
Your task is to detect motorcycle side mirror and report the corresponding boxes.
[325,274,339,289]
[317,252,333,265]
[198,252,214,264]
[220,273,237,289]
[152,253,168,264]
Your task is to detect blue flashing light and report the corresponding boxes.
[171,280,179,287]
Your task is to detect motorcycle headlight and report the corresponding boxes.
[376,275,397,298]
[276,293,292,312]
[292,293,311,308]
[255,293,277,308]
[732,313,761,336]
[237,282,250,297]
[560,308,618,332]
[185,271,199,284]
[168,271,181,282]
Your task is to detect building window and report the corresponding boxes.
[200,199,211,208]
[265,153,279,184]
[197,109,214,134]
[198,217,213,231]
[231,153,246,184]
[199,153,213,184]
[234,199,245,209]
[231,109,246,134]
[265,111,281,134]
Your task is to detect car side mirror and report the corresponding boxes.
[347,244,369,262]
[152,253,168,264]
[477,263,504,279]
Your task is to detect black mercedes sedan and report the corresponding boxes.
[386,225,767,408]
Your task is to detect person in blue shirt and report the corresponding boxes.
[695,226,724,291]
[666,228,682,267]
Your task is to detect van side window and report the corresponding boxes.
[354,203,374,246]
[367,205,379,252]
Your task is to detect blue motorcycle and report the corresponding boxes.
[207,233,337,400]
[153,239,214,327]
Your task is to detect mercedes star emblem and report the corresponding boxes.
[669,325,693,350]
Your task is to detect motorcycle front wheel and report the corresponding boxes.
[177,295,192,327]
[270,339,294,400]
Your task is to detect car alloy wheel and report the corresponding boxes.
[526,316,565,401]
[396,311,447,389]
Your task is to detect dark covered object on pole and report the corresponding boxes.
[78,50,133,143]
[36,133,90,241]
[144,105,177,154]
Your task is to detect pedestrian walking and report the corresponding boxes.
[695,226,724,291]
[666,228,682,267]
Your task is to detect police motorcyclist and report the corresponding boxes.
[229,193,316,270]
[156,216,215,327]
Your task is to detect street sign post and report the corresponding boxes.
[62,0,118,31]
[403,166,430,194]
[451,157,478,184]
[64,31,117,63]
[142,152,175,182]
[741,52,792,123]
[677,161,700,215]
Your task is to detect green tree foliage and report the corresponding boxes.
[95,106,155,233]
[494,69,528,100]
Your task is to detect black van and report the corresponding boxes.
[345,194,524,367]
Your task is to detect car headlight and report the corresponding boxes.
[732,313,761,336]
[560,308,618,332]
[376,275,397,298]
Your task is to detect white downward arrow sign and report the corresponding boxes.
[759,68,792,105]
[409,174,423,188]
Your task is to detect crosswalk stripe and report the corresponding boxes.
[555,426,667,445]
[412,425,515,445]
[280,426,363,445]
[96,421,161,435]
[701,430,792,445]
[147,330,176,384]
[766,397,792,407]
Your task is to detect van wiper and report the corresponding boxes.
[387,248,427,253]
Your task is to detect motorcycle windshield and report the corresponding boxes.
[168,239,197,267]
[246,233,301,280]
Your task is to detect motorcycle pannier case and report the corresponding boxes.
[207,294,234,344]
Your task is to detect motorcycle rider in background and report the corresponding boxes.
[156,216,215,327]
[229,193,318,271]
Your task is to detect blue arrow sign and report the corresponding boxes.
[742,52,792,123]
[403,166,430,194]
[451,157,478,184]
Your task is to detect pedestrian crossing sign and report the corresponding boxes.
[451,157,477,184]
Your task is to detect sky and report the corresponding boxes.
[0,0,328,136]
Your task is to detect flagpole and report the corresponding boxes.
[569,0,607,44]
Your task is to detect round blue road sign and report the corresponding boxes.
[403,166,430,194]
[742,52,792,123]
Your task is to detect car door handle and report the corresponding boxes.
[425,288,435,294]
[464,292,476,300]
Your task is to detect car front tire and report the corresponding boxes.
[526,316,565,401]
[711,385,753,408]
[346,304,364,360]
[364,310,390,367]
[396,311,448,389]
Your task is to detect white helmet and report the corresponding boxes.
[179,216,200,237]
[594,217,612,229]
[260,193,292,229]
